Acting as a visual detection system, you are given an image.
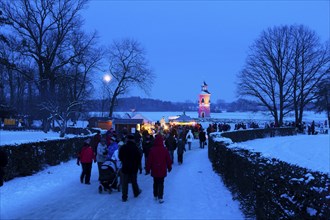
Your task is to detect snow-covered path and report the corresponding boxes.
[0,140,243,220]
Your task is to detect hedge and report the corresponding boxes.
[2,136,91,181]
[220,127,297,143]
[208,130,330,219]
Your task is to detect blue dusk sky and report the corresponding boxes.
[82,0,329,103]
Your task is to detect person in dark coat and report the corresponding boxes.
[146,134,172,203]
[165,130,177,164]
[118,134,142,202]
[198,129,207,149]
[77,138,96,185]
[177,132,186,164]
[90,130,101,153]
[0,149,8,187]
[311,120,315,135]
[142,131,154,173]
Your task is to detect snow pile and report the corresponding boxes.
[229,134,329,174]
[0,130,77,146]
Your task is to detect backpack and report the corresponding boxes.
[188,134,191,139]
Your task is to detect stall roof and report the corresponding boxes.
[131,114,152,123]
[171,114,193,122]
[113,118,143,124]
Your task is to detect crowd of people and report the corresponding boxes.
[75,118,328,203]
[76,124,208,204]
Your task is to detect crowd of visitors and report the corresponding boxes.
[75,117,327,204]
[76,122,209,204]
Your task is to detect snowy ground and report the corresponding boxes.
[230,134,330,174]
[0,140,244,220]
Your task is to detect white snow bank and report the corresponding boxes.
[228,134,330,174]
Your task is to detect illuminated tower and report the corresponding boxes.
[198,81,211,118]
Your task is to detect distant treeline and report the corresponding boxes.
[84,96,271,112]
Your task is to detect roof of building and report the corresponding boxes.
[113,118,144,124]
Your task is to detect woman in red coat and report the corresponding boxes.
[146,134,172,203]
[77,138,96,184]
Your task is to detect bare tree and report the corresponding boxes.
[237,25,294,126]
[290,26,330,129]
[105,38,154,117]
[238,25,329,126]
[0,0,91,100]
[37,29,103,135]
[313,72,330,127]
[1,0,102,133]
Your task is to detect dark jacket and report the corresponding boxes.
[146,135,172,178]
[177,138,186,155]
[142,135,154,157]
[91,133,101,152]
[199,130,206,142]
[119,140,141,174]
[165,134,177,151]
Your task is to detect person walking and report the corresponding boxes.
[186,129,194,150]
[146,134,172,203]
[142,130,154,173]
[198,129,207,149]
[165,130,177,164]
[90,130,101,153]
[77,138,96,185]
[118,134,142,202]
[96,138,108,180]
[177,132,186,165]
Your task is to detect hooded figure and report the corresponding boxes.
[146,134,172,203]
[185,130,194,150]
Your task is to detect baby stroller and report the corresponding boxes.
[98,160,120,194]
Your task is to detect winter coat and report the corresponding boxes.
[146,135,172,178]
[119,140,141,174]
[96,143,108,163]
[111,149,122,169]
[134,131,142,147]
[142,135,154,157]
[165,134,177,151]
[177,139,186,155]
[186,130,194,143]
[78,143,95,163]
[199,130,206,142]
[107,142,119,160]
[90,133,101,152]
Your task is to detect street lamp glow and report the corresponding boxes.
[103,74,111,83]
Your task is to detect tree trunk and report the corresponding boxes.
[109,97,116,118]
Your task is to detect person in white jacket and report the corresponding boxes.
[96,138,108,180]
[186,130,194,150]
